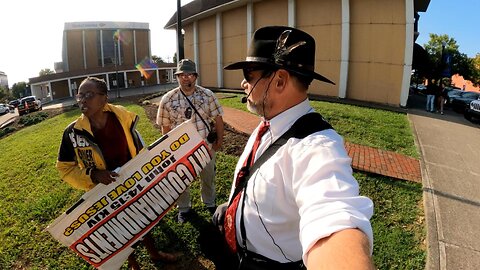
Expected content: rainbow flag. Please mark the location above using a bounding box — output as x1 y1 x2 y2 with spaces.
135 57 158 79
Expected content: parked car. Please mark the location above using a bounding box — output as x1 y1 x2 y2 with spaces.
0 103 10 115
17 96 42 116
411 83 427 94
450 91 480 113
443 87 463 106
464 99 480 122
8 99 20 109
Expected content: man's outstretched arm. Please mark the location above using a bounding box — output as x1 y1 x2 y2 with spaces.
307 228 375 270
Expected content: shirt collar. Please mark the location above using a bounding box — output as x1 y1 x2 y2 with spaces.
261 98 314 142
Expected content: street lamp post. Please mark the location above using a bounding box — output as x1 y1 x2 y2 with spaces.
114 35 120 98
177 0 184 61
439 41 447 79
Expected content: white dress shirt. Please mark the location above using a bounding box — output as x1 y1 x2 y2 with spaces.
230 99 374 264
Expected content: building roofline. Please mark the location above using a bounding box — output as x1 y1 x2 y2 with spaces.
164 0 253 30
165 0 431 30
414 0 431 12
64 21 149 30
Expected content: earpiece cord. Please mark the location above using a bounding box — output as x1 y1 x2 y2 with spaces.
239 92 293 261
242 69 273 103
262 71 277 119
238 140 293 262
252 168 293 262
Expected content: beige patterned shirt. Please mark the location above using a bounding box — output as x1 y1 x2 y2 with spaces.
156 85 223 140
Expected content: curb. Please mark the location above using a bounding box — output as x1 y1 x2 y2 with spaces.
408 113 440 270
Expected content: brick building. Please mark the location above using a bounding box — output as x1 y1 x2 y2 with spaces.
166 0 431 107
29 21 176 102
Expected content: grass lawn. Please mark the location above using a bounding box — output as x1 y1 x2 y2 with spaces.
219 94 419 158
0 97 425 269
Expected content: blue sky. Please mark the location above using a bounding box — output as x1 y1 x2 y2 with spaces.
1 0 193 87
415 0 479 57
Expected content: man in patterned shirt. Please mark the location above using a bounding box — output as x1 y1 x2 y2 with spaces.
156 59 224 223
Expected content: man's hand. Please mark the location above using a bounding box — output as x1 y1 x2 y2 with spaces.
212 116 224 152
91 169 118 185
212 202 228 234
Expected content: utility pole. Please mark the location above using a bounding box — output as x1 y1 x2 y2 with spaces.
114 34 120 98
177 0 184 61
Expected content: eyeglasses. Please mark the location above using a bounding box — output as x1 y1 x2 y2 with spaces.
177 73 195 78
75 92 105 101
185 107 192 119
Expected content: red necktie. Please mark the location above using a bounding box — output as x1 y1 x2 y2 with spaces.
224 121 270 253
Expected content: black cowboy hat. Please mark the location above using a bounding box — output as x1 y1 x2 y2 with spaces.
224 26 334 84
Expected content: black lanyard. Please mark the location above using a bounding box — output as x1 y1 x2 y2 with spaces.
179 88 212 133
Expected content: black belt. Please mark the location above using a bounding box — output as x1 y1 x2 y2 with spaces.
238 249 305 270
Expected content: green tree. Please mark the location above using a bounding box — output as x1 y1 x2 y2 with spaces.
0 85 9 102
474 53 480 70
173 52 177 64
472 54 480 86
39 68 54 76
424 34 479 84
455 53 479 85
424 34 458 68
11 82 28 98
151 55 165 65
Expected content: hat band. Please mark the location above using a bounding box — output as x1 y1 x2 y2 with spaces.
246 56 314 72
281 61 314 72
246 56 273 63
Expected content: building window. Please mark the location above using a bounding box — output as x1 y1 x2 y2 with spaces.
99 30 114 66
98 30 123 66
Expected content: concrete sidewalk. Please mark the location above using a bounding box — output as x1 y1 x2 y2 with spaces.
407 94 480 270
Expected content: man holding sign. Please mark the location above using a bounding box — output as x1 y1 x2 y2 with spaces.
55 77 177 269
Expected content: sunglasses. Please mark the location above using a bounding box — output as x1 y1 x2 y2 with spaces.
75 92 105 102
177 73 195 78
242 67 274 83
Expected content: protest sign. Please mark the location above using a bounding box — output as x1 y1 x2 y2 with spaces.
46 120 211 269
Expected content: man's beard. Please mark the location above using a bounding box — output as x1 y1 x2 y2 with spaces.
246 101 259 115
247 98 267 117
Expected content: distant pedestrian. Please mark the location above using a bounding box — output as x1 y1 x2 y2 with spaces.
436 79 446 115
425 78 436 112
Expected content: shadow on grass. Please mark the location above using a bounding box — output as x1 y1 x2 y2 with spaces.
147 208 236 270
180 210 237 270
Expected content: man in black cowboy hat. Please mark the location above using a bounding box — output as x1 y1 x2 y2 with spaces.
213 26 374 269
